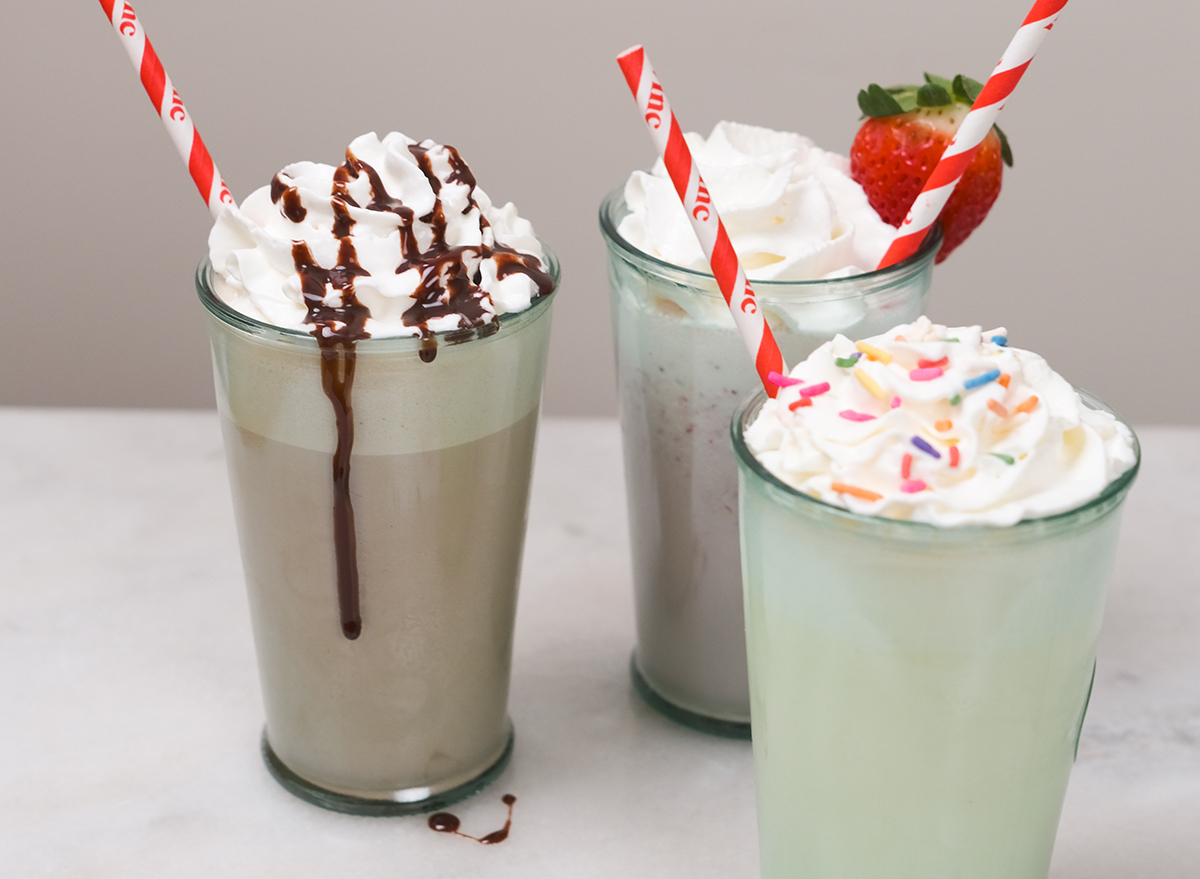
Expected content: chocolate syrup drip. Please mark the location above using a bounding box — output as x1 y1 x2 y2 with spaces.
419 337 438 363
342 150 425 268
331 199 355 240
443 149 477 194
428 813 461 833
493 244 556 299
400 248 493 336
395 144 552 354
291 240 370 640
282 141 553 640
428 794 516 844
330 163 361 208
407 143 443 195
271 174 308 223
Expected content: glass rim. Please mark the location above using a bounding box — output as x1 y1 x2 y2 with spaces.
598 185 943 294
196 243 560 347
730 385 1141 534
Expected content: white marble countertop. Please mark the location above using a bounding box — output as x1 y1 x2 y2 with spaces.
0 410 1197 877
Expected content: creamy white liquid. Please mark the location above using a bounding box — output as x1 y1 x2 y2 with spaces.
608 238 932 723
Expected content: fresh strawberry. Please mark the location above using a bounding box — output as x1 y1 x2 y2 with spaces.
849 74 1012 263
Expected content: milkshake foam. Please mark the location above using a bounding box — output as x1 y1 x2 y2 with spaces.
743 315 1137 525
618 120 895 282
209 131 550 337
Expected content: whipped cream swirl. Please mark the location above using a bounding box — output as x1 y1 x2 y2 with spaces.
744 317 1137 526
208 131 552 339
617 121 894 281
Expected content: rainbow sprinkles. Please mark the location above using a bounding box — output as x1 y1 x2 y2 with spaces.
742 316 1137 526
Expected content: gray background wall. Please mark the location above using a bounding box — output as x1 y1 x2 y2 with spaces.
2 0 1196 423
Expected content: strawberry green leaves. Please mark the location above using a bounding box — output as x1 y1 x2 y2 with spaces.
856 73 1013 167
860 74 985 118
994 124 1013 167
859 79 959 118
916 82 952 107
952 74 984 104
857 84 911 118
924 73 955 93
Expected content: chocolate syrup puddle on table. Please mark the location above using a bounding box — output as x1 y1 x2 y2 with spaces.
272 144 552 641
428 794 517 844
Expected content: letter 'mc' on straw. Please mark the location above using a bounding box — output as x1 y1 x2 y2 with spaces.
97 0 234 218
616 46 786 398
877 0 1069 269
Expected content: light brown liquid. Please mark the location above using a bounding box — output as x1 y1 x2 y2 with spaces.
221 410 538 798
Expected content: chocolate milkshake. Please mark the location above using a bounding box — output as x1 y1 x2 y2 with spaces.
200 131 556 812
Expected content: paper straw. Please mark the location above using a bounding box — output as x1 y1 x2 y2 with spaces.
616 46 786 398
876 0 1069 269
97 0 234 218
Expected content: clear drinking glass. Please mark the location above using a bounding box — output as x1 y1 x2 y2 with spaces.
197 253 557 815
600 187 940 736
733 388 1140 878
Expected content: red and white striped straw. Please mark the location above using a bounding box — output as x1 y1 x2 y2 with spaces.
877 0 1068 269
97 0 234 218
616 46 786 397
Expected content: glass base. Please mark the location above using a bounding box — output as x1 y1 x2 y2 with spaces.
261 728 514 816
630 654 752 741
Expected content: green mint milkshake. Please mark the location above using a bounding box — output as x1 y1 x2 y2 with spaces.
734 317 1138 877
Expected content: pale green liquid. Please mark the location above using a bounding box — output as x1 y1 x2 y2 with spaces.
739 468 1126 879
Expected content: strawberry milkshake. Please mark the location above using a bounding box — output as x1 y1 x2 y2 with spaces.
602 121 940 735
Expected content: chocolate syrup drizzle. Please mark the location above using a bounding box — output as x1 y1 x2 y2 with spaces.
428 794 517 844
271 143 553 640
397 144 554 356
290 238 369 640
